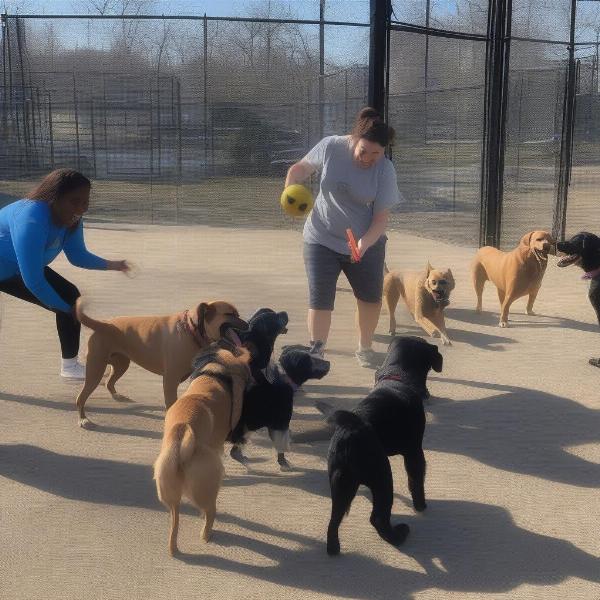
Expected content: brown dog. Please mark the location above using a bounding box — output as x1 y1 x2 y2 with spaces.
153 342 251 555
75 299 248 429
472 230 555 327
383 263 455 345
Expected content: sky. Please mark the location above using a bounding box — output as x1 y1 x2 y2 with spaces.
0 1 372 66
4 1 600 56
0 0 369 22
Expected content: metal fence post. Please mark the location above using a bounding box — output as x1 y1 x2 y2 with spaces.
368 0 390 116
553 0 577 242
73 72 81 171
479 0 511 248
319 0 325 139
90 98 97 177
47 92 54 169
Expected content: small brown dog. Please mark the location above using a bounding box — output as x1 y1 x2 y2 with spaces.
383 263 455 345
472 230 555 327
75 299 248 429
153 342 251 556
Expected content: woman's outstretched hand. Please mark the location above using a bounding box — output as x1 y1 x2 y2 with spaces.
106 259 130 272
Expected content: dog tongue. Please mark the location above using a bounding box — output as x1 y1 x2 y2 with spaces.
227 329 242 347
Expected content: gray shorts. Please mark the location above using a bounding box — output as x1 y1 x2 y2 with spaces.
303 237 386 310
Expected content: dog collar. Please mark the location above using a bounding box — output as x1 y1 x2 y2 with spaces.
177 309 207 347
379 374 407 384
266 362 299 391
582 266 600 280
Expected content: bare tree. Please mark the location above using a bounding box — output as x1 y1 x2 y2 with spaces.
82 0 154 55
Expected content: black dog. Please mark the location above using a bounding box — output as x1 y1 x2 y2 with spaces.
229 346 330 471
557 232 600 366
238 308 289 378
324 336 442 556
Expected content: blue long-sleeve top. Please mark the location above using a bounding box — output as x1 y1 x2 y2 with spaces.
0 199 108 312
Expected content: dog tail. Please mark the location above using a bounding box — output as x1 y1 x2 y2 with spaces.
154 423 195 475
153 423 197 504
154 403 215 481
75 297 113 332
329 409 366 431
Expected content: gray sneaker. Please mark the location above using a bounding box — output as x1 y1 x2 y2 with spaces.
355 347 377 368
309 340 326 358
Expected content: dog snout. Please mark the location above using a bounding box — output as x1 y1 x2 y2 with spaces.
232 317 249 331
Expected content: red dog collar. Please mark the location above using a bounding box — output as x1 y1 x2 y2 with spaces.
379 375 407 383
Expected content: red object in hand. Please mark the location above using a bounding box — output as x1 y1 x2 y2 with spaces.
346 228 361 263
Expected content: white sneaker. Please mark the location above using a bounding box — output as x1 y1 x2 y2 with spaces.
60 358 86 381
308 340 326 359
355 347 377 368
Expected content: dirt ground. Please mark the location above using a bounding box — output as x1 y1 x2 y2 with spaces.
0 225 599 600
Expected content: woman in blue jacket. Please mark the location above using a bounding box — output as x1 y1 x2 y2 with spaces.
0 169 129 380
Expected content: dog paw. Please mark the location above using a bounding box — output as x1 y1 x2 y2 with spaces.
230 446 249 466
413 500 427 512
441 336 452 346
111 393 134 403
326 538 341 556
527 310 537 316
78 417 96 430
431 330 441 338
278 459 294 472
499 321 508 328
391 523 410 545
589 358 600 368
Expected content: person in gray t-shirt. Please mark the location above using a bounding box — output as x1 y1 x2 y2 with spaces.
285 107 401 367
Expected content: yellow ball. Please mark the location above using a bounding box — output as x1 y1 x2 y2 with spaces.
280 184 314 218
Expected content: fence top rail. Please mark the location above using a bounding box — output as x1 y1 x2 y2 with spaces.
0 12 369 27
390 20 488 42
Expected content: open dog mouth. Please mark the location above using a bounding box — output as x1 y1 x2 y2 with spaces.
431 290 448 304
557 254 581 268
220 324 243 347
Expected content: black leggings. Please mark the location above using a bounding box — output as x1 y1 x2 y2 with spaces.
0 267 81 359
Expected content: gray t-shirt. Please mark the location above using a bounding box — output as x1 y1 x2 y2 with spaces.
302 135 401 254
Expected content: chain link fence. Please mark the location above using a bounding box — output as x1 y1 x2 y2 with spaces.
2 2 600 247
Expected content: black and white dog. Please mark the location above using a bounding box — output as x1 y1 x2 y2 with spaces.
322 336 442 556
229 345 330 471
238 308 289 378
557 232 600 365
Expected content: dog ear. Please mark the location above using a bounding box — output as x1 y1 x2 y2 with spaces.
431 351 443 373
447 269 456 287
519 232 534 248
425 261 433 275
197 302 208 325
277 311 289 333
198 302 216 324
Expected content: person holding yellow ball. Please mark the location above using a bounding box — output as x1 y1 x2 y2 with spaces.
285 107 401 367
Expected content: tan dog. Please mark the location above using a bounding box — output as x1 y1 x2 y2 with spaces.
75 299 248 429
472 230 555 327
153 342 251 555
383 263 455 346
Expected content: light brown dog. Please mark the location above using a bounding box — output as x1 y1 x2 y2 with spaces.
153 342 251 555
472 230 555 327
383 263 455 346
75 299 248 429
